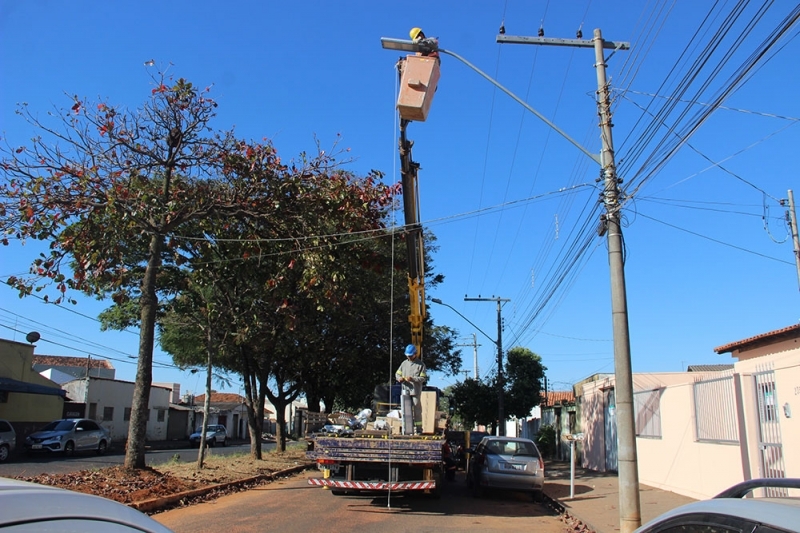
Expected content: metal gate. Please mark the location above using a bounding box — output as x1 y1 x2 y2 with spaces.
604 388 618 472
754 367 786 496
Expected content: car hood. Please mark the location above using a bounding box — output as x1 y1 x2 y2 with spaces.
27 430 68 440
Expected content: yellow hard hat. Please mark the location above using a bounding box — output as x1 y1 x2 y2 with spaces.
409 27 424 40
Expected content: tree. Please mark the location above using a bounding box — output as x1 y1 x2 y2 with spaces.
504 346 546 419
449 347 546 432
1 74 294 469
449 378 497 431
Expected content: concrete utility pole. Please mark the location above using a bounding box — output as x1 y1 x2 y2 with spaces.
498 29 640 532
464 296 509 436
455 333 481 379
787 190 800 291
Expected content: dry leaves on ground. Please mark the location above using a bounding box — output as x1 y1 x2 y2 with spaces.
14 447 310 506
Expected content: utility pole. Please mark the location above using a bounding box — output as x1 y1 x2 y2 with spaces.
786 190 800 291
498 29 640 532
455 334 481 379
464 296 509 436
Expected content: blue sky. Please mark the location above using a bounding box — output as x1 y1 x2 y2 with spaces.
2 1 799 399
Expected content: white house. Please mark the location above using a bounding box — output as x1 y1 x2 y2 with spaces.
62 377 171 441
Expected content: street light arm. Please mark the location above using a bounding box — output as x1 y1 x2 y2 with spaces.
437 48 601 165
431 298 497 348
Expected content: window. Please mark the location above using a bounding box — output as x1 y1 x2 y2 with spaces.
693 375 738 443
124 408 132 421
634 389 662 438
103 406 114 421
157 409 165 422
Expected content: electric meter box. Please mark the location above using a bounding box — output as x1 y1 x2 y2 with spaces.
397 55 440 122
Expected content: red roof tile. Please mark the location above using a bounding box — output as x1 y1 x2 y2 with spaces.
714 323 800 354
541 390 575 406
33 355 114 370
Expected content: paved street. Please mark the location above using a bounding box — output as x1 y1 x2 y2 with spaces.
155 470 567 533
0 442 276 478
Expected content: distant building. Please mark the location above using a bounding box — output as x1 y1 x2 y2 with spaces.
33 355 115 380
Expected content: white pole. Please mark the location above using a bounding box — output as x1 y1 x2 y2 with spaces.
570 439 576 499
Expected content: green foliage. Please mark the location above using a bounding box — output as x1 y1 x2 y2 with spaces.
536 424 557 458
504 346 546 419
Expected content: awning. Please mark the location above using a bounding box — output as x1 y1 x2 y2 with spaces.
0 377 66 397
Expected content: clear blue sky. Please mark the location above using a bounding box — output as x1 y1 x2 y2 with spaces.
2 1 798 399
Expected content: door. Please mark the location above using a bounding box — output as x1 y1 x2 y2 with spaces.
604 388 618 472
754 369 786 496
76 420 100 450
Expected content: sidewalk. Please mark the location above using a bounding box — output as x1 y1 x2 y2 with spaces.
544 461 696 533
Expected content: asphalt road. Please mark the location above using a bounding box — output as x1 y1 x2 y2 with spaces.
0 442 277 478
155 470 567 533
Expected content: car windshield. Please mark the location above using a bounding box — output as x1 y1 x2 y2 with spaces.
485 440 539 457
41 420 75 432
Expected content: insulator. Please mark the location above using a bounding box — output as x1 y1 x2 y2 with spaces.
538 27 544 37
499 24 505 35
576 29 583 39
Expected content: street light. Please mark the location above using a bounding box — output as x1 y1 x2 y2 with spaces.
431 297 506 436
431 298 496 350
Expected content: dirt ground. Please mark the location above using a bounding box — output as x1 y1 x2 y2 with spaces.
14 445 311 506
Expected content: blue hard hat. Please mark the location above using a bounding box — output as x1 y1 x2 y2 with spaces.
404 344 417 356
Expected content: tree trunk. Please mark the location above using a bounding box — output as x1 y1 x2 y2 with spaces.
273 398 289 452
123 233 161 469
196 334 213 469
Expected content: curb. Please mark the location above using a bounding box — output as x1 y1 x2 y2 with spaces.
130 462 315 513
543 490 599 533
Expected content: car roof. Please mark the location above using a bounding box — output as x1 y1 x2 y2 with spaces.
0 477 172 532
637 498 800 532
481 436 536 443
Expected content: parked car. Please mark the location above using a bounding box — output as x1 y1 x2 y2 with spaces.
0 419 16 462
24 418 110 456
635 478 800 533
189 424 227 447
0 476 173 532
467 436 545 501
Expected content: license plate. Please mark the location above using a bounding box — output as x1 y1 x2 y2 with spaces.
32 444 42 450
503 463 524 471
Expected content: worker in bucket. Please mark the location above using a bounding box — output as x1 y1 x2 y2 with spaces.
396 344 427 429
409 27 439 61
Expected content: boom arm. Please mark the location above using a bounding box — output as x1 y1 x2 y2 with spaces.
399 118 426 357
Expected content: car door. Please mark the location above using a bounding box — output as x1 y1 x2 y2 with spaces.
76 420 100 451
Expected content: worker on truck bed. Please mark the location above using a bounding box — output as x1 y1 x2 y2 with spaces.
396 344 428 425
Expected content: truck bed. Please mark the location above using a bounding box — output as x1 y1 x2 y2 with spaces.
308 435 443 464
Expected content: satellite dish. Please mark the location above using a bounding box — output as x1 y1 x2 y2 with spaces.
26 331 41 344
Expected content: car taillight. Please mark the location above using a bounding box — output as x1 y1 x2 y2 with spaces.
538 457 544 471
317 459 338 466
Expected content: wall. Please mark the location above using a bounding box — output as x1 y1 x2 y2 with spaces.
0 339 64 426
733 346 800 496
635 380 743 499
62 378 171 441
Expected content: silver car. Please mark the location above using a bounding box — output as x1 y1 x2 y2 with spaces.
467 436 545 501
0 419 16 462
636 478 800 532
0 477 173 532
24 418 110 456
189 424 227 447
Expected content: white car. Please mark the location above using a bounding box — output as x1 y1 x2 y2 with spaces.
636 478 800 533
189 424 227 447
0 419 16 462
0 477 173 532
24 418 110 456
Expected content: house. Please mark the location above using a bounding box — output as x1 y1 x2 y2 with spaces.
191 392 276 440
61 377 171 441
575 323 800 500
0 338 66 443
33 355 115 380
